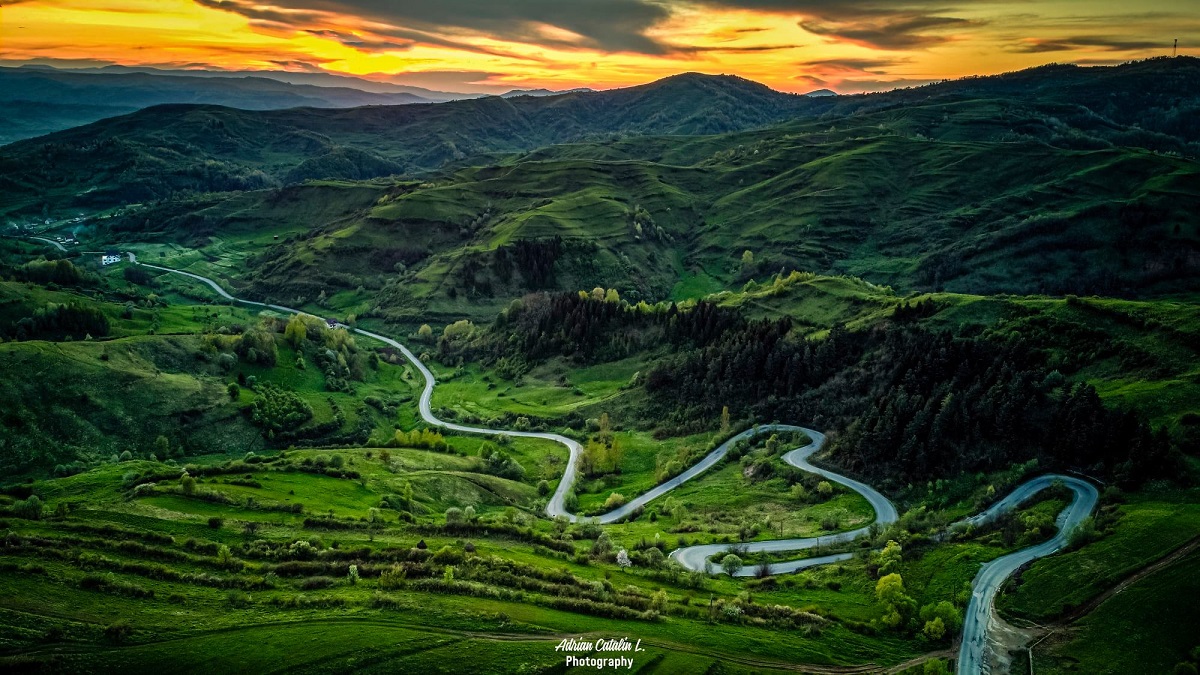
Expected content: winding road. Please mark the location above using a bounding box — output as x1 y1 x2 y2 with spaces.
954 475 1097 674
129 253 1096 674
33 237 69 252
668 426 898 577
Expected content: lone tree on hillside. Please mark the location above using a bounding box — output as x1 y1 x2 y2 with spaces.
721 553 743 577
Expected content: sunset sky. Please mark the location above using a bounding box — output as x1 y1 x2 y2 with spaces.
0 0 1194 93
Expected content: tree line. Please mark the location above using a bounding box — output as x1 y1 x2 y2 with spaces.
459 291 1178 487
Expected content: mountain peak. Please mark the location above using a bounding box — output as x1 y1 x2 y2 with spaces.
633 72 785 97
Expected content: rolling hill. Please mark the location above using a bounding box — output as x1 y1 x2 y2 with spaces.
0 73 813 215
0 66 444 147
1 54 1198 670
2 58 1198 220
93 95 1200 327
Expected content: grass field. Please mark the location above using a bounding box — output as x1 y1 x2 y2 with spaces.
2 185 1198 673
431 358 640 421
1035 548 1200 674
998 486 1200 621
1 397 1095 674
0 447 937 673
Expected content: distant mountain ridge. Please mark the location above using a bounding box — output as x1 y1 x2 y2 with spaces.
0 67 433 107
0 71 810 213
1 59 1198 218
0 66 464 145
16 64 470 100
501 87 594 98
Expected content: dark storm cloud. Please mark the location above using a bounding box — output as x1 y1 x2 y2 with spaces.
800 14 974 49
792 55 914 90
195 0 675 54
1008 36 1168 53
690 1 980 50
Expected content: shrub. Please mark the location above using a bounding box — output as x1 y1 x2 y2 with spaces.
216 544 236 568
225 590 252 607
603 493 627 510
1067 517 1101 550
379 565 406 589
249 384 314 433
919 601 962 634
299 576 335 590
922 617 945 640
642 547 666 569
651 589 669 612
208 517 224 529
104 620 133 644
432 546 464 565
13 495 43 520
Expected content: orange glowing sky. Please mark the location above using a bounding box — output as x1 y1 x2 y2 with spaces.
0 0 1194 93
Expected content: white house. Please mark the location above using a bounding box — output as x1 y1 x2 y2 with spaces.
101 253 122 266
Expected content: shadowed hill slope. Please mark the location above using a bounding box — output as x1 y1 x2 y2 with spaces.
98 95 1200 320
3 59 1199 219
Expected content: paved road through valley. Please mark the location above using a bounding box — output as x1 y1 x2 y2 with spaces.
954 475 1098 674
130 254 1096 674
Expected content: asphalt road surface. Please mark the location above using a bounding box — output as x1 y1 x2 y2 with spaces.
32 236 68 251
954 475 1098 674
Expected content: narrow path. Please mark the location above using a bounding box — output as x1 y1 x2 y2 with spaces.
129 254 1098 675
1057 533 1200 624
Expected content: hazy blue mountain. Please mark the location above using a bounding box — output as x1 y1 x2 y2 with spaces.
0 66 438 145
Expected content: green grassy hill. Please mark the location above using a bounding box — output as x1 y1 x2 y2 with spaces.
0 252 418 477
90 95 1199 332
0 73 812 217
0 335 256 476
5 58 1198 220
1 59 1198 674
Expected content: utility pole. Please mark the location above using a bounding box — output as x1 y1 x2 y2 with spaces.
1174 39 1179 58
